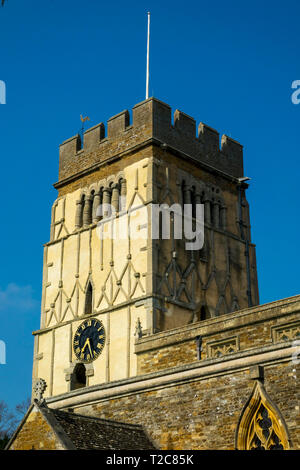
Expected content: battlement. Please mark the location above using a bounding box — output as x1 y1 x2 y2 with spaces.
58 97 244 184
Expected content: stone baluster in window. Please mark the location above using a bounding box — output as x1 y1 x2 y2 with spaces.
183 184 192 205
102 187 111 217
220 204 227 230
194 192 202 220
213 200 220 229
203 194 211 225
92 190 102 223
119 178 127 211
111 183 120 213
83 194 93 226
75 196 84 229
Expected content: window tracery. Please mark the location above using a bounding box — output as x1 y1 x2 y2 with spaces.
236 381 290 450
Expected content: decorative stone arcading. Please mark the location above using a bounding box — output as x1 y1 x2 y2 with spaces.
72 172 127 230
176 169 226 229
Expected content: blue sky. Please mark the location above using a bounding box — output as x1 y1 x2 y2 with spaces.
0 0 300 411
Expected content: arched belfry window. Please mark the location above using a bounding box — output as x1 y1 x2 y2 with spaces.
236 381 291 450
200 305 209 321
84 282 93 315
70 363 86 390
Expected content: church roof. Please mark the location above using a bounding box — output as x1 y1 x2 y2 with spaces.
6 400 157 450
48 406 157 450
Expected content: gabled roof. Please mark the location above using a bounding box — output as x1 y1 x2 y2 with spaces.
6 400 157 450
48 406 157 450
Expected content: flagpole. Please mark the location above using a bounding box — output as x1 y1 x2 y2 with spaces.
146 11 150 100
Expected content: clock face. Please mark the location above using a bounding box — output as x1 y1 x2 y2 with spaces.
73 318 105 363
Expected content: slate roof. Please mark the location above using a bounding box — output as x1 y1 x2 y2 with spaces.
48 406 157 450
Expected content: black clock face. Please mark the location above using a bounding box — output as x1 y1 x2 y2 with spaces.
73 318 105 363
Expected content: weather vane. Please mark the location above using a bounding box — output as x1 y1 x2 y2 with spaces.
80 114 90 142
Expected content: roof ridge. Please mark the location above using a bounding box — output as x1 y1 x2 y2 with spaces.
51 407 144 430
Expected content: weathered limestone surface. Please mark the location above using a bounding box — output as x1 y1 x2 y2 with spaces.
9 406 64 450
33 97 259 399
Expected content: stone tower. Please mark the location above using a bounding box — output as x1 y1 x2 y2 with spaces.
32 97 259 398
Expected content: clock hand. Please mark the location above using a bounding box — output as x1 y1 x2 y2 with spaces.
82 338 93 357
87 338 93 357
82 338 89 353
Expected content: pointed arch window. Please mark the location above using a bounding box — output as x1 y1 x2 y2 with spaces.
236 381 290 450
84 282 93 315
200 305 209 321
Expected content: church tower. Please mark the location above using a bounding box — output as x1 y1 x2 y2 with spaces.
32 97 259 398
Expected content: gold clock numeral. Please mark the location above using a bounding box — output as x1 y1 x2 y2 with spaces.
80 353 85 360
99 334 104 339
75 347 80 354
87 320 92 326
97 343 103 349
74 340 79 346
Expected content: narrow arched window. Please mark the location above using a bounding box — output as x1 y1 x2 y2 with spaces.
191 186 196 219
84 282 93 315
70 363 86 390
210 200 214 226
181 180 185 206
200 305 209 321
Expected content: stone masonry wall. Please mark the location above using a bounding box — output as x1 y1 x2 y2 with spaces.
57 97 244 187
69 360 299 450
9 410 63 450
45 295 299 450
136 297 300 374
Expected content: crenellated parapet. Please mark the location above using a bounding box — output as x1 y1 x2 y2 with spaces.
58 97 244 184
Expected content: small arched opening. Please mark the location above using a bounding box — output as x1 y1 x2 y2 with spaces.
70 363 86 390
200 305 209 321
